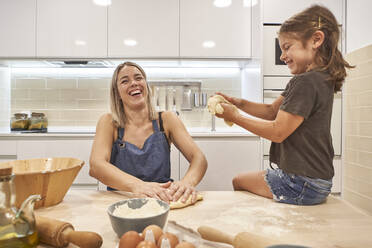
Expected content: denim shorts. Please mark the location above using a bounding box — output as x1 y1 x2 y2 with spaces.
264 168 332 205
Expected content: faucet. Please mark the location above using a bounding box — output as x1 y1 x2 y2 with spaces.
211 114 216 132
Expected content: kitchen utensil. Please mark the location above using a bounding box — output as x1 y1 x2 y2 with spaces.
167 221 230 248
201 93 208 107
35 215 103 248
0 166 41 248
0 157 84 209
181 87 192 111
193 92 200 108
197 226 277 248
107 198 170 238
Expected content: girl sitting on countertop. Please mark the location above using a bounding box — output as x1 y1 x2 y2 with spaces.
89 61 207 204
215 5 354 205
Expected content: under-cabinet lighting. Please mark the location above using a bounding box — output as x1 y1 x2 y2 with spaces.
93 0 111 6
202 41 216 48
11 67 114 78
75 40 87 46
213 0 232 8
11 67 240 78
123 39 138 47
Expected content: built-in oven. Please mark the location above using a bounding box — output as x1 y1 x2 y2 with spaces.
263 24 291 76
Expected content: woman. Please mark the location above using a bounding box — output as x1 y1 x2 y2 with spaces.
89 61 207 204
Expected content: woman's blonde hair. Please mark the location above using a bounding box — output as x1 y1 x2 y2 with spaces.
110 61 156 127
279 4 354 92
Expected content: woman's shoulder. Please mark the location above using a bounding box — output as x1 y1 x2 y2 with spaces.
97 113 118 129
159 111 180 124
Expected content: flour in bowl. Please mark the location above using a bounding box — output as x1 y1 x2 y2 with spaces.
113 198 165 218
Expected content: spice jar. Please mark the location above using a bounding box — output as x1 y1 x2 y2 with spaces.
28 112 48 132
10 113 29 131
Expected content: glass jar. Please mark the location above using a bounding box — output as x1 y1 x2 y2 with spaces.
0 167 39 247
28 113 48 132
10 113 29 131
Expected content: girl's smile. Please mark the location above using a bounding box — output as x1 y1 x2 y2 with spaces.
279 34 317 75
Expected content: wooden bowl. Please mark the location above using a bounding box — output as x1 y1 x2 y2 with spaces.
0 157 84 209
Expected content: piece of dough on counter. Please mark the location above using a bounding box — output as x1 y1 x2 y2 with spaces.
170 194 203 210
207 95 237 126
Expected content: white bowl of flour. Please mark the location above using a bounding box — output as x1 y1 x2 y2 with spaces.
107 198 169 238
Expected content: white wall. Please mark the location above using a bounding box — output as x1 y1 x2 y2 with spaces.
346 0 372 53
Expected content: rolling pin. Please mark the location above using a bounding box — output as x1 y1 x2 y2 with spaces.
36 215 103 248
197 226 278 248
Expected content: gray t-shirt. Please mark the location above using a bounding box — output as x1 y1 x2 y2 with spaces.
269 70 334 180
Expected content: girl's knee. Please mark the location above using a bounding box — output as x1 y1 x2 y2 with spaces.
232 176 241 190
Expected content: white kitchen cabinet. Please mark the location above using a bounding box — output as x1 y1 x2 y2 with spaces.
108 0 179 58
0 0 36 57
180 136 261 190
170 144 180 181
180 0 252 58
263 156 341 193
16 138 96 185
0 140 17 163
36 0 107 58
263 0 343 24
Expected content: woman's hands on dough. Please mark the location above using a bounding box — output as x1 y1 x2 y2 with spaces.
168 181 197 204
132 181 173 203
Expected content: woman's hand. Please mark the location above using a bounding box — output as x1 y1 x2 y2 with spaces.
131 181 173 203
168 181 197 204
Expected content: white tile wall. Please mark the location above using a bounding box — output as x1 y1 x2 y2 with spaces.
7 73 242 131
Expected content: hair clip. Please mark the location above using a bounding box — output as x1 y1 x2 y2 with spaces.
318 16 321 28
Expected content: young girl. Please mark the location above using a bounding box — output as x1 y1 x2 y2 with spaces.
216 5 353 205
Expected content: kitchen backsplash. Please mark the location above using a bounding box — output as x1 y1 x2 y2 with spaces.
344 44 372 215
6 71 242 131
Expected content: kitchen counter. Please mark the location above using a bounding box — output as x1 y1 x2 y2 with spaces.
35 189 372 248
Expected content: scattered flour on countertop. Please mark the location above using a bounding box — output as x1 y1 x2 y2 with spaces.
113 198 165 218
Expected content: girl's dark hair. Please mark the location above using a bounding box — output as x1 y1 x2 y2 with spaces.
279 5 354 92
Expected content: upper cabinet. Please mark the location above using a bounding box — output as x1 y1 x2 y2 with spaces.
36 0 107 58
108 0 179 58
263 0 343 24
180 0 252 58
0 0 36 58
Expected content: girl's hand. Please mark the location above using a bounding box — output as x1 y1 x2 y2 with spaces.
216 92 242 108
168 181 197 204
216 102 240 124
132 181 173 203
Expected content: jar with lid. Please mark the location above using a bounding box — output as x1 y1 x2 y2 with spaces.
10 113 29 131
28 112 48 132
0 166 41 247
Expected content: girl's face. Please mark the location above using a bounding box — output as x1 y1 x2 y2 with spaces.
278 33 317 75
117 65 148 108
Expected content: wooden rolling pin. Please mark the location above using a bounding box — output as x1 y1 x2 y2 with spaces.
36 215 103 248
197 226 278 248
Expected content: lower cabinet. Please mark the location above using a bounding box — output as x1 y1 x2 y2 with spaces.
178 136 261 191
262 156 342 193
0 140 17 163
16 137 97 185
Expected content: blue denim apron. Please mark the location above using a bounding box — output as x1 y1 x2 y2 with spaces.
108 118 171 191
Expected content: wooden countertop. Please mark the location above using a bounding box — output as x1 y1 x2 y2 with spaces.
35 190 372 248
